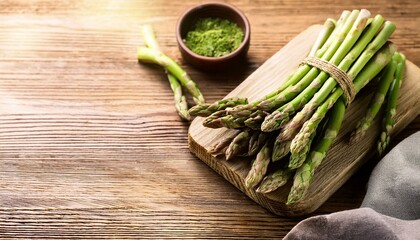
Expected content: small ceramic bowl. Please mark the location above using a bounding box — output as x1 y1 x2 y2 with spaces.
176 2 250 71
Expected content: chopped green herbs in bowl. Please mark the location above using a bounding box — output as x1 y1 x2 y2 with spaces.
176 2 250 70
184 18 244 57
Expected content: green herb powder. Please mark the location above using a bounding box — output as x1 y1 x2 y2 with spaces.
184 18 244 57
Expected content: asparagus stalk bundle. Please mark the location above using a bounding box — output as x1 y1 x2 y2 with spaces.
193 10 406 204
137 25 205 121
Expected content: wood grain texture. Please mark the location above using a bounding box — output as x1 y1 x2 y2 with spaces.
0 0 419 238
188 25 420 216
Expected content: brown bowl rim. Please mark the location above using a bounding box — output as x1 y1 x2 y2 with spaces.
176 2 251 61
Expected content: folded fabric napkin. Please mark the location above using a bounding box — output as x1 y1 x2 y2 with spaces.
284 131 420 240
361 131 420 220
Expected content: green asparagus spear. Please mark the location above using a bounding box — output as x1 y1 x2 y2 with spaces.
315 11 351 57
167 74 191 120
248 131 270 156
225 130 252 160
209 132 240 156
289 128 317 169
308 18 337 57
141 25 191 120
272 139 292 162
219 114 248 129
142 25 161 50
137 47 205 104
189 97 248 117
256 168 294 194
202 110 227 128
287 99 346 205
377 52 406 155
216 110 267 129
244 111 268 130
288 101 332 168
350 53 399 143
245 141 272 188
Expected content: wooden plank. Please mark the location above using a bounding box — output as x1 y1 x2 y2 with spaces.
188 25 420 216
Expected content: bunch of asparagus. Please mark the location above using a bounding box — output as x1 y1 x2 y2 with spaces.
137 25 205 121
188 9 406 204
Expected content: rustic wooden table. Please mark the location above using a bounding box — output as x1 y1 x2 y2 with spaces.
1 0 419 238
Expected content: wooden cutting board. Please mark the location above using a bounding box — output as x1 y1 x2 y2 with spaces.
188 25 420 217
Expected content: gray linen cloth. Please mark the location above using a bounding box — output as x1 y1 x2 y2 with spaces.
284 131 420 240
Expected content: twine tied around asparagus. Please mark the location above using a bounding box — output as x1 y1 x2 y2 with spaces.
301 56 355 104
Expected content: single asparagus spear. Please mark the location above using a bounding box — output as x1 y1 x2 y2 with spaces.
167 74 191 120
350 53 399 143
290 43 396 156
289 128 317 169
288 103 332 168
142 25 161 50
256 168 294 194
202 110 227 128
209 132 240 156
141 25 191 120
244 111 268 130
287 99 346 205
228 17 339 118
279 20 396 141
315 10 351 57
308 18 337 57
263 12 382 133
217 109 267 129
245 141 272 188
272 139 292 161
248 131 270 156
137 47 205 104
220 114 248 129
204 106 254 129
225 130 252 160
189 97 248 117
377 52 406 155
